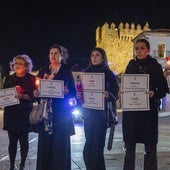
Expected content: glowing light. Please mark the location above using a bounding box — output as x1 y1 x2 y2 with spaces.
72 109 80 116
69 98 77 106
35 77 40 89
15 85 22 93
167 58 170 65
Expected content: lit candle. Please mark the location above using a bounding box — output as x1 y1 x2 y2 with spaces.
15 85 22 93
35 77 40 89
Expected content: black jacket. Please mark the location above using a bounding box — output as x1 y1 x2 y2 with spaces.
83 64 119 124
122 55 168 144
37 63 76 136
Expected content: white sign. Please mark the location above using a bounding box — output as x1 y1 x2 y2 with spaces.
121 74 150 111
39 79 64 98
82 73 105 110
82 91 105 110
0 87 20 107
82 73 105 91
121 74 149 91
121 91 149 111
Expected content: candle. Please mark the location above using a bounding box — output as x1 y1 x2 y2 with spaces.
35 77 40 89
15 85 22 93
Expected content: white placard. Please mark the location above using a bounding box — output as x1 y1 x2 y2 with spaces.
0 87 20 107
82 91 104 110
121 74 149 91
39 79 64 98
82 73 105 91
121 91 150 111
121 74 150 111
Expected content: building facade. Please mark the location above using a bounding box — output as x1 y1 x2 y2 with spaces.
132 29 170 69
96 22 150 74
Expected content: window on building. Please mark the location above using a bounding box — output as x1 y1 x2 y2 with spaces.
158 43 165 58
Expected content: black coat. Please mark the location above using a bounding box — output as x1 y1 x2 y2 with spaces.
38 63 76 136
122 56 168 144
3 73 36 132
35 64 76 170
83 64 119 124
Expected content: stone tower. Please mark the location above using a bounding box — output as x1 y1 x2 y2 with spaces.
96 22 150 74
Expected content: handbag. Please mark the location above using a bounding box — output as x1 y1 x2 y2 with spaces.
29 101 47 125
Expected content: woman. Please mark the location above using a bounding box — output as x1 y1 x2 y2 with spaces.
3 55 36 170
34 44 76 170
81 47 119 170
122 39 168 170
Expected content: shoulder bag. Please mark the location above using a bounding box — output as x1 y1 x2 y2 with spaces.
29 101 47 125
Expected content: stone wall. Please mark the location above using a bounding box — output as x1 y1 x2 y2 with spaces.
96 22 150 74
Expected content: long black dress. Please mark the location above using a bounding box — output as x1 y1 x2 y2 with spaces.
36 63 76 170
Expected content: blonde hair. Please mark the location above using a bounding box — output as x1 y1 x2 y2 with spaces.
10 54 33 72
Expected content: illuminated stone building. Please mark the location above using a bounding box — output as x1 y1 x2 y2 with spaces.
96 22 150 74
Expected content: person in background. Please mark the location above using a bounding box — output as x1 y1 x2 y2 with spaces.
78 47 119 170
33 44 76 170
3 55 36 170
122 39 168 170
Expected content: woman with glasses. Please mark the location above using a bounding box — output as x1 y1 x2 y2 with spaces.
3 54 36 170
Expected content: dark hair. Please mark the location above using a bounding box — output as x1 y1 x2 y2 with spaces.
49 44 62 53
90 47 109 68
135 39 150 50
49 44 69 63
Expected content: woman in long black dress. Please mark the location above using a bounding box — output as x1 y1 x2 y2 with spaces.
34 44 76 170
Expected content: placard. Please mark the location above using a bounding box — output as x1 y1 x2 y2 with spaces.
82 73 105 91
121 74 150 111
82 91 105 110
0 87 20 107
39 79 64 98
81 73 105 110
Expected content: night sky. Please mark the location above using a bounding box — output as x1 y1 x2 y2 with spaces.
0 0 170 75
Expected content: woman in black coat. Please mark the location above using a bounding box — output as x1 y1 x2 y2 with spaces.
122 39 169 170
34 44 76 170
81 47 119 170
3 55 36 170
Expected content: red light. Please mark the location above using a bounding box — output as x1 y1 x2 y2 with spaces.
166 56 170 65
15 85 22 93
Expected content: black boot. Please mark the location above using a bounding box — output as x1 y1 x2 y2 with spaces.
19 165 25 170
9 164 18 170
